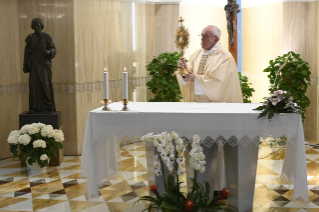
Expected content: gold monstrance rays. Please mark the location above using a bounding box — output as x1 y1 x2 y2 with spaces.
174 17 190 76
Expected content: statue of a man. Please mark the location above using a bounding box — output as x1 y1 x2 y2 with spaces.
224 0 240 46
23 18 57 114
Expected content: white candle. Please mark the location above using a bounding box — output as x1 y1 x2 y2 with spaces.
123 67 128 99
103 68 109 99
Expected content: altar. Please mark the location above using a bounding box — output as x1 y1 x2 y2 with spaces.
81 102 308 211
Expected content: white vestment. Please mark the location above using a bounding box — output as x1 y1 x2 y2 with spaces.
177 43 243 103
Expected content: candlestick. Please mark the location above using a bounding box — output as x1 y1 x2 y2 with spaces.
103 68 109 99
123 67 128 99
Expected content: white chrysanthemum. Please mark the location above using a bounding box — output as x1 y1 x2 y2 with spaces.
41 125 54 137
33 139 47 148
8 130 20 145
53 130 64 142
18 134 31 145
155 168 162 176
171 131 179 140
27 126 40 135
153 161 161 168
20 124 31 134
177 168 185 176
40 154 48 161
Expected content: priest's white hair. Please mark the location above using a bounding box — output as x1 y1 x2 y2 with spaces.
207 25 221 38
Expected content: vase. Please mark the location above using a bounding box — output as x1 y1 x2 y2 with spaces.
26 157 48 173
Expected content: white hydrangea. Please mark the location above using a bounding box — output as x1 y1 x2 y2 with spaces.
33 139 47 148
20 124 31 134
53 130 64 142
41 125 54 137
40 154 48 161
18 134 31 145
27 125 40 135
8 130 20 145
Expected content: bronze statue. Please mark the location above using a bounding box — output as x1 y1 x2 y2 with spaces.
23 18 57 114
224 0 240 46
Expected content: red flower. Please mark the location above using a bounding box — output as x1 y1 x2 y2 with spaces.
149 184 159 197
220 188 230 198
184 199 195 210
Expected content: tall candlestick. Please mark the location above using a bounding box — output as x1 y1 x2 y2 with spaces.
123 67 128 99
103 68 109 99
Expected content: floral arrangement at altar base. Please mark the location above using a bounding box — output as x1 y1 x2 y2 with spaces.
7 123 64 168
136 131 237 212
253 90 302 121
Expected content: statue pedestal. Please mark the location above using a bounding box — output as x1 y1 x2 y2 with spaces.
19 111 63 166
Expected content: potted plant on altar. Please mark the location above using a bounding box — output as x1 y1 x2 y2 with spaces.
146 52 182 102
238 72 255 103
7 123 64 172
136 131 236 212
263 51 311 121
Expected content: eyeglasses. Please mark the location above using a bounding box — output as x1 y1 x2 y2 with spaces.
199 35 218 39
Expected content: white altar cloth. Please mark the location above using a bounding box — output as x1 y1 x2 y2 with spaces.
81 102 308 203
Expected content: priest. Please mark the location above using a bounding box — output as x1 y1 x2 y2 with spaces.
177 25 242 103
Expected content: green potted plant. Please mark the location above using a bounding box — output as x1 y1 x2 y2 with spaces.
136 131 236 212
146 52 182 102
7 123 64 172
263 51 311 121
238 72 255 103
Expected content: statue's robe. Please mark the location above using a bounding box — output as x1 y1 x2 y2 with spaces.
24 32 57 112
177 43 243 103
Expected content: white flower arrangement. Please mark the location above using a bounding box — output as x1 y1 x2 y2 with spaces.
254 90 302 120
141 131 206 182
7 123 64 168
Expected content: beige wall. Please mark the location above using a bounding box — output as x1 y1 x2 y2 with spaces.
242 3 283 103
283 2 318 141
0 0 181 159
0 0 23 159
180 5 229 60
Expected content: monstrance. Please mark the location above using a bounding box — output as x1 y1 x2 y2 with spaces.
174 17 190 76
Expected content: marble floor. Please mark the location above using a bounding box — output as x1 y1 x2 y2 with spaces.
0 141 319 212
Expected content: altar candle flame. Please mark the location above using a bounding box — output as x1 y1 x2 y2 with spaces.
104 67 107 72
124 67 127 72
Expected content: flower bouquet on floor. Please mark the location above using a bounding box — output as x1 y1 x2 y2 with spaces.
7 123 64 168
136 131 236 212
254 90 302 121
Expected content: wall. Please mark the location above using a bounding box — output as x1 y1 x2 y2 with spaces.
242 3 283 103
0 0 23 159
283 2 318 141
180 4 229 60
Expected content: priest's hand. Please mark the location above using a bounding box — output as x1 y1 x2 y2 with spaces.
185 72 195 82
178 59 187 69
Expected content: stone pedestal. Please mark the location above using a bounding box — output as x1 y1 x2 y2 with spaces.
19 111 63 166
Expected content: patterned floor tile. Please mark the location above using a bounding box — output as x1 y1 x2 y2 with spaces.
0 142 319 211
